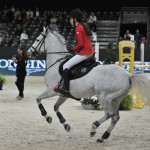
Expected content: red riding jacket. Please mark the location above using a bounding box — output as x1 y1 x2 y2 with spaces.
72 23 95 55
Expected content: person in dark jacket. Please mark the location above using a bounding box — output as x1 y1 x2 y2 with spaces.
11 47 28 100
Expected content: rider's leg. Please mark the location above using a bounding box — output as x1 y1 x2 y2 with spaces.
63 54 93 70
58 54 91 96
61 68 70 92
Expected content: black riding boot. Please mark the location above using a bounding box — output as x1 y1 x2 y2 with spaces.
58 68 70 96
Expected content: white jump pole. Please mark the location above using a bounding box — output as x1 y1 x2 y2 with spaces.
95 42 99 61
140 42 145 74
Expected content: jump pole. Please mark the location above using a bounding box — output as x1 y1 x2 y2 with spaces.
118 40 144 109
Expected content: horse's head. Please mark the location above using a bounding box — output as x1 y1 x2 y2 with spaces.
27 25 68 59
26 27 49 58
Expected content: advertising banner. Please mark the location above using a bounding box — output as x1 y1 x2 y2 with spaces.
0 59 46 75
0 47 46 76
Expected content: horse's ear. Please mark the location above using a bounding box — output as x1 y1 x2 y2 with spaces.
45 26 49 34
43 26 49 34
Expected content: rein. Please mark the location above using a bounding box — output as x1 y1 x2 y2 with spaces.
47 52 69 54
45 52 71 71
46 55 68 71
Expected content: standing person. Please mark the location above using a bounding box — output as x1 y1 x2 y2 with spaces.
134 29 141 48
58 8 95 96
124 29 131 40
11 47 28 100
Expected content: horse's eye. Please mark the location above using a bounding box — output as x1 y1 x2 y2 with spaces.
36 39 39 42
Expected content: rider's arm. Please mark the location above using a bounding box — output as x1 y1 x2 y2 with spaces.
72 27 84 51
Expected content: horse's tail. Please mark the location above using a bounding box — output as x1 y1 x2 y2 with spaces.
129 74 150 105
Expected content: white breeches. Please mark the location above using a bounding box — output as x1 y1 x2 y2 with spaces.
63 54 93 70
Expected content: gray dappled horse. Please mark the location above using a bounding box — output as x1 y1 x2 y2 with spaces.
26 27 150 142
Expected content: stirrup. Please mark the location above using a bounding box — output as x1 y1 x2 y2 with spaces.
57 88 70 96
57 88 81 101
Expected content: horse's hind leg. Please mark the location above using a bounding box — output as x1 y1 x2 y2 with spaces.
96 99 121 142
37 87 56 124
90 97 113 137
54 96 71 132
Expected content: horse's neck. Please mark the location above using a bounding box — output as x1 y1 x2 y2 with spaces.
45 32 67 69
39 31 67 87
45 46 66 79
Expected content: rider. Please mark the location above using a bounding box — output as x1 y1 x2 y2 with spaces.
58 8 96 97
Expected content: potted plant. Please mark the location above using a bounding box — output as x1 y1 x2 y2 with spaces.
81 96 101 110
0 73 6 90
81 94 133 111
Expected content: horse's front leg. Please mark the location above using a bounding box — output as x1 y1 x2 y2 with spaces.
37 87 57 124
54 96 71 132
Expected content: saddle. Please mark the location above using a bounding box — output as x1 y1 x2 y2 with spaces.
59 54 100 80
54 55 100 101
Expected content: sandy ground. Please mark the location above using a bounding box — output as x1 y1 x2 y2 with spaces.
0 75 150 150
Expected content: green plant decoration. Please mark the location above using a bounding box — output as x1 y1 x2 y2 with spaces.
81 96 101 110
0 73 6 85
81 94 133 111
119 94 134 110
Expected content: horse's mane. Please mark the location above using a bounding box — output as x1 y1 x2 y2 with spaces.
51 30 67 51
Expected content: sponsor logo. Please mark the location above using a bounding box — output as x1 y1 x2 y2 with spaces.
0 59 46 75
81 68 87 73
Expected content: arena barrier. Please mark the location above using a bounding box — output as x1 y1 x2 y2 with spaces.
134 42 150 73
95 42 99 61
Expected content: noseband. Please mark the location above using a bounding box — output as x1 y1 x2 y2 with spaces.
30 33 46 57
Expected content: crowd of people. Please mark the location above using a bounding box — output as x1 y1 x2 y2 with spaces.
123 29 147 48
0 5 99 48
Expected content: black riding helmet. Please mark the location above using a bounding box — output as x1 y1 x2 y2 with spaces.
69 9 83 22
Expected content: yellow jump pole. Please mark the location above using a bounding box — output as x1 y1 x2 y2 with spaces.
118 40 144 109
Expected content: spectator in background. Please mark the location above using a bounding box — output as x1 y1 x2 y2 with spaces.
134 29 141 48
10 5 15 13
6 8 14 22
22 14 30 25
35 7 40 18
42 20 48 30
50 14 58 24
14 8 21 18
0 32 12 46
124 29 131 40
87 12 97 32
20 29 29 42
141 35 146 45
1 5 9 22
26 9 33 19
15 24 22 36
91 12 97 32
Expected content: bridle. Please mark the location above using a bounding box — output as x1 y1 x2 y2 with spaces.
30 30 70 56
30 33 47 57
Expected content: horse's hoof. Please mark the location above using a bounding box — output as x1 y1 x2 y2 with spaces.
96 138 104 143
90 131 96 137
64 124 71 132
46 116 52 124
